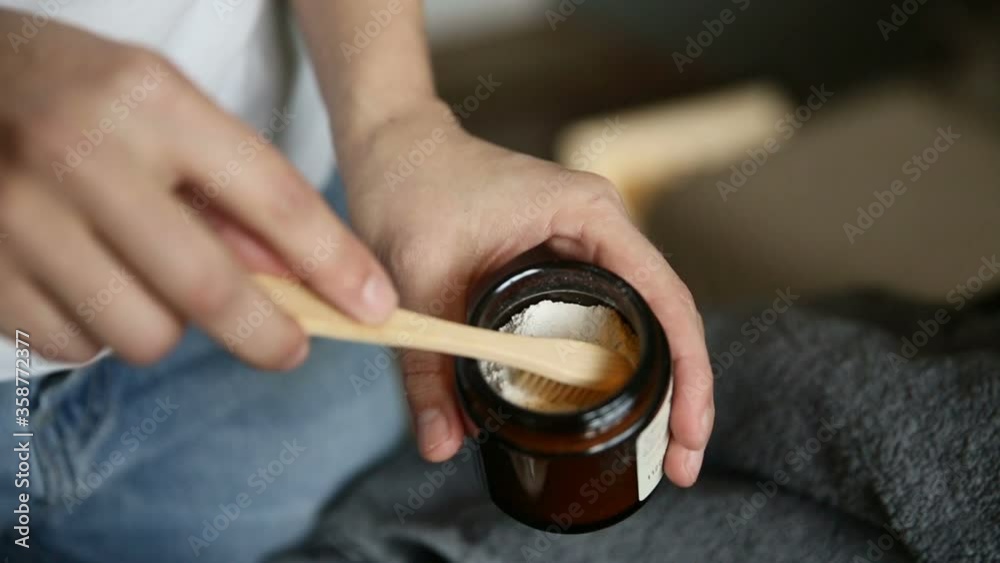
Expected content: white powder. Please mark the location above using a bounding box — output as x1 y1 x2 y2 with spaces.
480 300 640 413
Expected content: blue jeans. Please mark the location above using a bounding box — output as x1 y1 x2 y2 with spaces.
0 178 408 562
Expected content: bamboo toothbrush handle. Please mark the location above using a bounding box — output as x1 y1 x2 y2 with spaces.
253 274 628 391
255 274 489 348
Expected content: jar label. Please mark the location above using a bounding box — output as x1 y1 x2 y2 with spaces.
635 377 673 501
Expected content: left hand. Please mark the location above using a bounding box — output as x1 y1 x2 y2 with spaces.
337 101 714 487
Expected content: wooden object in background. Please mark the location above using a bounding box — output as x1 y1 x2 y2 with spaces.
554 83 791 215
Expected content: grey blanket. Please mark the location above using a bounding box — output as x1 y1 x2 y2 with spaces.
274 291 1000 563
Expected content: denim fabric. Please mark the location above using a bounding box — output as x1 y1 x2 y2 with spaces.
0 176 408 562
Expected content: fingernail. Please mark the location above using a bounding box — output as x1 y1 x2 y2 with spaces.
702 404 715 435
686 449 704 483
417 408 450 455
281 340 310 371
359 274 397 324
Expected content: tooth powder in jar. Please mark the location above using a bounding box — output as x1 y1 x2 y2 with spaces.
456 261 673 533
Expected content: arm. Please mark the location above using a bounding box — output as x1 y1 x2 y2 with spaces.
291 1 439 163
293 1 715 487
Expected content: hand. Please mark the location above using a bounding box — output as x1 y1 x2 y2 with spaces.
338 101 714 486
0 11 397 369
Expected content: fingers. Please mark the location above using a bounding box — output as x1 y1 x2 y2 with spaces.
401 349 464 461
665 439 706 488
197 204 288 276
63 147 310 371
393 263 467 461
0 46 370 371
0 265 100 363
1 185 181 365
163 99 398 324
548 201 714 487
0 179 101 362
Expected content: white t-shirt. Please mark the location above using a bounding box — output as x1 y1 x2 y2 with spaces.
0 0 333 376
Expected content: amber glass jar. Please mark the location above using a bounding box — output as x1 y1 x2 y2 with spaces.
455 261 672 533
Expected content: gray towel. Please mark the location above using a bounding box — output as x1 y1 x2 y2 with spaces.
274 291 1000 563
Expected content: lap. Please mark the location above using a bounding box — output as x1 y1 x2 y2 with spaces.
0 329 407 563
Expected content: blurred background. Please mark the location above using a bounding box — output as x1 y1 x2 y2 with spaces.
423 0 1000 305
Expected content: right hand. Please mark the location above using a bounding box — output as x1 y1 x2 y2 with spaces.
0 10 397 369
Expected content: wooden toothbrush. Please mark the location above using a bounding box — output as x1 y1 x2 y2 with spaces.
254 274 634 396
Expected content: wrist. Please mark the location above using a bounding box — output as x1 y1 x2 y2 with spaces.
331 96 464 244
333 96 464 191
332 93 449 155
